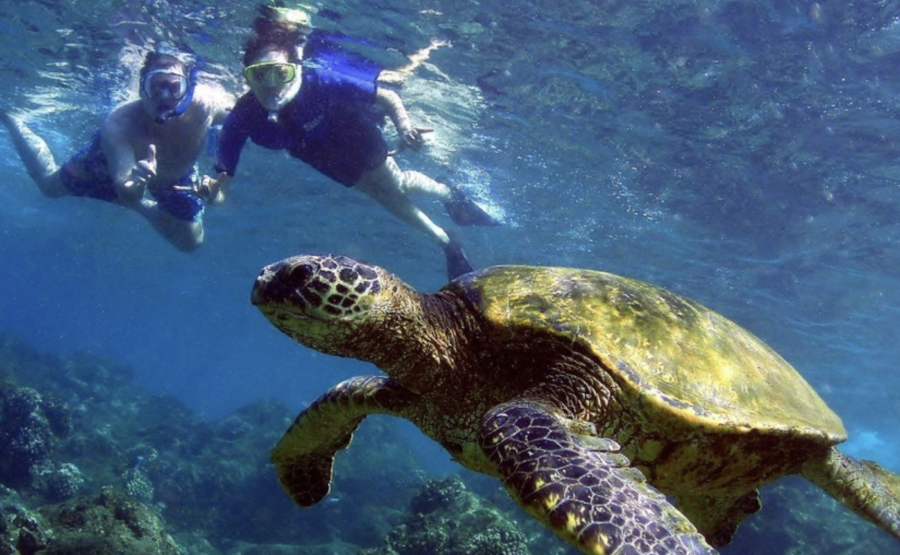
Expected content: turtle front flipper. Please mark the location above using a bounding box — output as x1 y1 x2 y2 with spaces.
802 447 900 540
271 376 417 507
479 402 717 555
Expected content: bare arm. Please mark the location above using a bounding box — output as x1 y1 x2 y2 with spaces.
375 88 429 147
378 38 448 85
177 84 236 205
100 106 154 205
197 85 238 205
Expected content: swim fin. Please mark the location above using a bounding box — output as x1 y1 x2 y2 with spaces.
444 233 474 280
444 190 502 226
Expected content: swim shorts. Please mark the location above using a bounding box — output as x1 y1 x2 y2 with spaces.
148 171 205 222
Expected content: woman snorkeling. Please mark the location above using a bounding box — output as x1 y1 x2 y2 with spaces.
206 6 499 279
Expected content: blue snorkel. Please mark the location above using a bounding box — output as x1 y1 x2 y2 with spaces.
154 58 204 124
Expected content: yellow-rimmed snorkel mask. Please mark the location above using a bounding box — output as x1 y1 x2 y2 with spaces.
244 62 297 88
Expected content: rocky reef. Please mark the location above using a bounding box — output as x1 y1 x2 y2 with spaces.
0 334 895 555
0 486 180 555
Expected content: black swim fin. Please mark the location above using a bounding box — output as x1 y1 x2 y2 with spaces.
444 190 502 226
444 234 474 280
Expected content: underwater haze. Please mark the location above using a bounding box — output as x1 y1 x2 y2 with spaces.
1 0 900 554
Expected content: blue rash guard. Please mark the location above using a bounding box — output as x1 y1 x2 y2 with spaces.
216 63 388 187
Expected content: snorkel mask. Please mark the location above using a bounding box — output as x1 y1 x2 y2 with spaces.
141 60 203 124
244 61 297 88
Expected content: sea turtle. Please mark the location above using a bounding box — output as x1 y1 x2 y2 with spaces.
251 254 900 555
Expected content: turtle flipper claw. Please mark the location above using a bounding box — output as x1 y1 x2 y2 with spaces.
479 402 718 555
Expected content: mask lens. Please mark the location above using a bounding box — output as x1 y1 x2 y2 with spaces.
244 63 296 87
142 71 188 100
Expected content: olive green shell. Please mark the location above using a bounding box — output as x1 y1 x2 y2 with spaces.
450 266 846 441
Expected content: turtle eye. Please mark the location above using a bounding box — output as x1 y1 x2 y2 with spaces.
288 263 316 284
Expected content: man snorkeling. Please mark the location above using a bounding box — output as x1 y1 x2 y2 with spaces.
204 6 499 279
1 51 233 251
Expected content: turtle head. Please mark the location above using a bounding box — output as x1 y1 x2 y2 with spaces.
251 254 410 360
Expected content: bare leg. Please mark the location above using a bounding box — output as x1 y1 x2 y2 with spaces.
372 159 500 227
132 198 204 252
355 159 473 279
0 111 68 197
355 158 451 245
397 168 454 200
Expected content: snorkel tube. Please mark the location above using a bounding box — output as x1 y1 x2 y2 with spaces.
155 59 204 124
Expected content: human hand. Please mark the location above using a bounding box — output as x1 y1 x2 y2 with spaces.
121 144 157 202
176 172 231 205
400 125 433 148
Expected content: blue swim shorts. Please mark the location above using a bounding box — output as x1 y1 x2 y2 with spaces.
149 171 205 223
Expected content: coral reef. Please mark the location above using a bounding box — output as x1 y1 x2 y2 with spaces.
0 381 72 491
30 461 85 502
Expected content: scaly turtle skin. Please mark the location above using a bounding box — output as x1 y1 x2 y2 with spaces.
251 254 900 555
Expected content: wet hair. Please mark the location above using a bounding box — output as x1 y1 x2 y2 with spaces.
140 52 187 77
243 6 307 66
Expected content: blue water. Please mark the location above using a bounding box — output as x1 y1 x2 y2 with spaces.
2 0 899 553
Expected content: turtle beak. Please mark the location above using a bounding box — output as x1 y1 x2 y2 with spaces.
250 277 266 306
251 257 314 308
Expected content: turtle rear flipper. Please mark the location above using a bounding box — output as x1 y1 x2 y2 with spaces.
271 376 416 506
479 402 717 555
802 448 900 540
675 490 761 547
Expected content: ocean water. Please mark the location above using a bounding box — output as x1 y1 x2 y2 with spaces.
1 0 899 554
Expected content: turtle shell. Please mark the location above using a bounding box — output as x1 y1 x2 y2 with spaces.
448 266 845 442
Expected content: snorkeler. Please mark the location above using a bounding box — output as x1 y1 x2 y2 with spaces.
0 51 233 252
204 7 499 279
